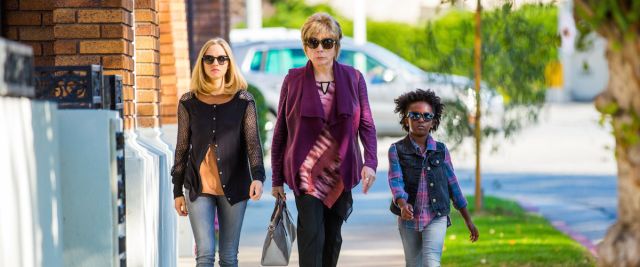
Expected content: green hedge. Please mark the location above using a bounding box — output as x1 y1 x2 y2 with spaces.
263 0 557 82
260 0 559 145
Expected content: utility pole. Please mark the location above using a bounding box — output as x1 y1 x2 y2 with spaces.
353 0 366 71
247 0 262 30
353 0 366 45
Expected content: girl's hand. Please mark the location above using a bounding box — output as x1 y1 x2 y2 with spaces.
466 220 479 242
249 180 263 200
399 201 414 221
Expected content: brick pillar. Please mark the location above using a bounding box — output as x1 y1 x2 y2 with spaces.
2 0 54 67
186 0 229 69
134 0 161 129
51 0 136 129
159 0 190 125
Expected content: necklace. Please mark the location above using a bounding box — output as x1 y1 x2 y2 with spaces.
318 81 333 95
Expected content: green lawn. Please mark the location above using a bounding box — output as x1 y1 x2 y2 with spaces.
441 196 596 266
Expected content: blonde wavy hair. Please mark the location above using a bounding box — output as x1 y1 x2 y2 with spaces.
190 38 247 95
301 12 343 60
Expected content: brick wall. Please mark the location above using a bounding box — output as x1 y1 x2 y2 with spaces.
2 0 137 129
134 0 161 128
2 0 54 67
53 0 136 129
187 0 229 68
2 0 231 128
159 0 190 125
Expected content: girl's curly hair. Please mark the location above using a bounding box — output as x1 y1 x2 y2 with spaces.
393 89 444 133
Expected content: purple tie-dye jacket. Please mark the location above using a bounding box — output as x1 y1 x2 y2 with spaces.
271 61 378 196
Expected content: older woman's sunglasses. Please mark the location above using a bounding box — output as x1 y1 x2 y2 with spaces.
406 111 435 121
202 55 229 65
305 38 337 49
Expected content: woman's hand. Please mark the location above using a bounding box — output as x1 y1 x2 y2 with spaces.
249 180 263 201
466 220 479 242
174 196 188 216
272 186 286 200
361 166 376 194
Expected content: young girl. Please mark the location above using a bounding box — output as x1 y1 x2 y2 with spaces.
388 89 479 267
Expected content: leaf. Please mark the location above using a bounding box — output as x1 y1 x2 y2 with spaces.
601 101 619 115
608 0 629 33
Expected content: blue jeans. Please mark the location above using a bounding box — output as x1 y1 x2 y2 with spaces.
398 216 448 267
185 190 247 267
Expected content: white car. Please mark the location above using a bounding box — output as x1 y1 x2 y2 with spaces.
231 28 504 136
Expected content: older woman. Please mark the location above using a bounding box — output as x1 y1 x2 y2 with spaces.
171 38 265 267
270 12 378 267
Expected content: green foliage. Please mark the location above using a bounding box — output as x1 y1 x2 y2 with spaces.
600 101 620 115
574 0 640 45
264 0 340 29
613 111 640 147
422 4 558 142
439 98 473 146
264 0 559 146
443 196 596 266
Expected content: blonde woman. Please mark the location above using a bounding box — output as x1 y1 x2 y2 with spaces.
171 38 265 267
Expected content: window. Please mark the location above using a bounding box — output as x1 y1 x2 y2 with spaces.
264 49 307 75
338 50 389 84
250 51 263 71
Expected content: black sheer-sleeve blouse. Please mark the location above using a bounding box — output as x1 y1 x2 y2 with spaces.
170 90 265 204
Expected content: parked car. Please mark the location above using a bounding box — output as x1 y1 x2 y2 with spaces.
230 28 504 136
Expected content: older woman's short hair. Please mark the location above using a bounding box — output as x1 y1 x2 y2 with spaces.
301 12 343 59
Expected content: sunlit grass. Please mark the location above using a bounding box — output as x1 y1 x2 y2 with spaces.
442 196 596 266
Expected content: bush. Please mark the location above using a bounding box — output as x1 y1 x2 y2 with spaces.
262 0 559 146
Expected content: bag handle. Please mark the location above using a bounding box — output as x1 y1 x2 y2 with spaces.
268 197 286 231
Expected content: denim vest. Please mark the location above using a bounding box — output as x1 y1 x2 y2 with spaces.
390 136 450 216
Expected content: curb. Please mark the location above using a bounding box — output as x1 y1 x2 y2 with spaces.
514 199 599 257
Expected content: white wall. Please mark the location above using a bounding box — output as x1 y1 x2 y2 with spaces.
57 110 122 266
0 98 64 267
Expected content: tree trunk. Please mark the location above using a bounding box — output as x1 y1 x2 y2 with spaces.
595 38 640 267
473 0 483 211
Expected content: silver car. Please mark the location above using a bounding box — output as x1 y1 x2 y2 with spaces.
231 29 504 136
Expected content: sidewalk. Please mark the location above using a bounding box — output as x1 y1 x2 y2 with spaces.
165 102 616 266
177 174 408 267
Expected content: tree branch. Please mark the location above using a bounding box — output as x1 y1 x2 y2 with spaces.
574 0 595 18
574 0 618 40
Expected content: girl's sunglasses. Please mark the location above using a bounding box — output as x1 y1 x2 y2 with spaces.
406 111 435 121
305 38 337 49
202 55 229 65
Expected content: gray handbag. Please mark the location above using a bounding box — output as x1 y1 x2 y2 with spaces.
261 197 296 266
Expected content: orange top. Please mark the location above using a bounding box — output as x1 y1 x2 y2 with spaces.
200 145 224 195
